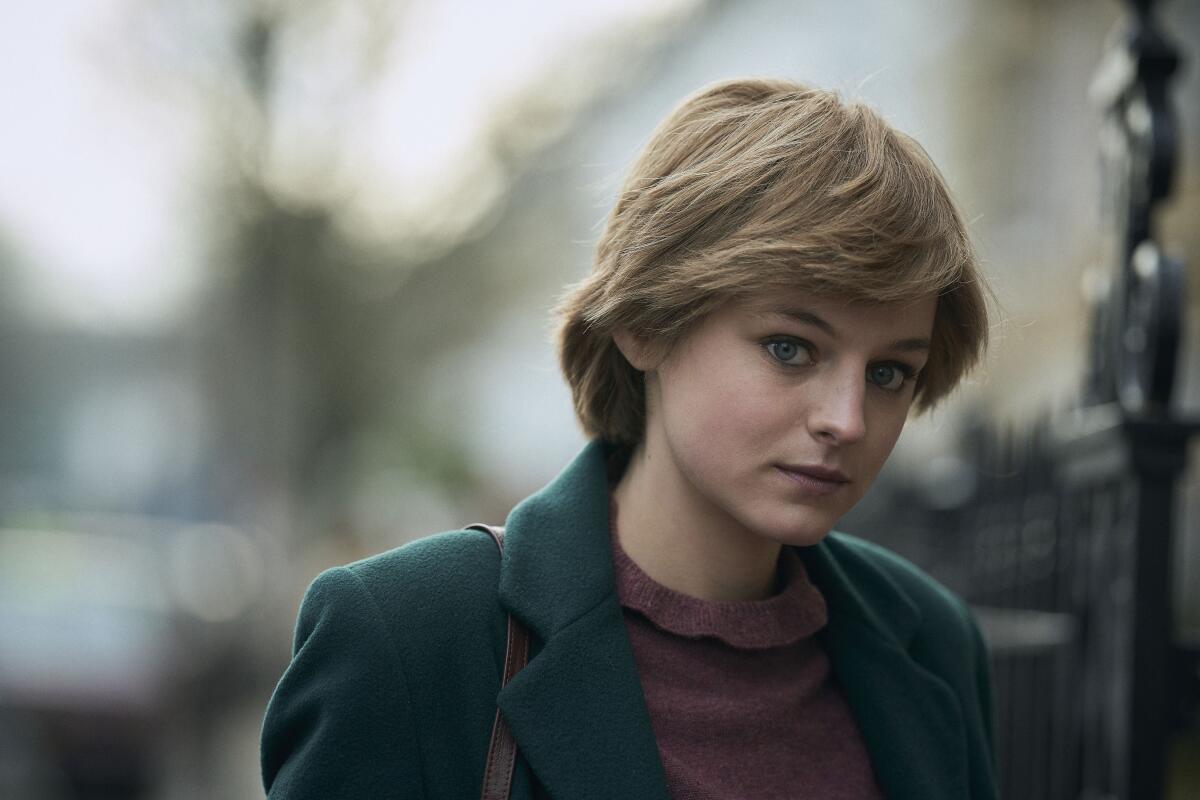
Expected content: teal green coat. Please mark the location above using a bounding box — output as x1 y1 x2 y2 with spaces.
261 441 998 799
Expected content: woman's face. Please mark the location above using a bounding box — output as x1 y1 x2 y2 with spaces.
637 290 937 547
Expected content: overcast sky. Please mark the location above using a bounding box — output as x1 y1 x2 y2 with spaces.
0 0 695 332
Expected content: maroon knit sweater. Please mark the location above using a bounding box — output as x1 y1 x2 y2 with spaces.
611 514 885 800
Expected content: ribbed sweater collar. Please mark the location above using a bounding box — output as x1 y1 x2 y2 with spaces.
610 502 829 650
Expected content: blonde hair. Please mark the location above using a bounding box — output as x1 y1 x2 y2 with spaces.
557 77 988 445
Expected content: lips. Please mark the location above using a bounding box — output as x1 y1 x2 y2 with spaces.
778 462 849 482
775 463 850 496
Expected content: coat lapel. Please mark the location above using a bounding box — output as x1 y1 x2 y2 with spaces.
800 537 970 800
493 440 970 800
495 441 669 800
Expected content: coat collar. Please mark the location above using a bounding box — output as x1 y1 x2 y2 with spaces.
497 440 669 799
801 535 970 799
495 440 969 800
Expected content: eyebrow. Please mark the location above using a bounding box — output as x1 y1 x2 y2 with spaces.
768 307 932 353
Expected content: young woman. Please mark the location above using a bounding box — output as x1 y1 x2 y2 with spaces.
261 77 998 800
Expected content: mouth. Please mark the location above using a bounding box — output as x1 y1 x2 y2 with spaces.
774 463 850 496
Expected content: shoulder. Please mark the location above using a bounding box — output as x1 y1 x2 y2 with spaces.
335 527 502 607
288 528 508 692
263 529 504 797
821 531 980 650
303 528 506 644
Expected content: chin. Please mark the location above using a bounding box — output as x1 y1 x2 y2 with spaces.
749 508 836 548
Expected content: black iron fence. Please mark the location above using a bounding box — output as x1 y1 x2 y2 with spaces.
962 409 1197 799
955 2 1195 798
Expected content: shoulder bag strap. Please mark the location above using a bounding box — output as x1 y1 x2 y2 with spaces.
466 523 530 800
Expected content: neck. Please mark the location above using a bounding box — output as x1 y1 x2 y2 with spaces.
611 438 783 602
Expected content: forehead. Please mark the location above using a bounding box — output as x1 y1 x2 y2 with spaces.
744 289 931 321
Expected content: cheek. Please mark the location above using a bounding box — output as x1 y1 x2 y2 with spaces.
663 360 785 453
863 407 909 473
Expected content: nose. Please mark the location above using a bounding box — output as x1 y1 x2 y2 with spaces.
806 367 867 445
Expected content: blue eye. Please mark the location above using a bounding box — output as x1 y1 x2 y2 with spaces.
765 338 813 366
867 363 912 392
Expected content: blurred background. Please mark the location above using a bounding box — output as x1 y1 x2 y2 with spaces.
0 0 1197 798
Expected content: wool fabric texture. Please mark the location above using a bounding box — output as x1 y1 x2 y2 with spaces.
612 510 885 800
261 440 999 800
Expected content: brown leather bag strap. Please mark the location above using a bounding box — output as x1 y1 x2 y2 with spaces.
467 524 529 800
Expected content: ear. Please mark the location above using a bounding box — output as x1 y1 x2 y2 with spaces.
612 327 663 372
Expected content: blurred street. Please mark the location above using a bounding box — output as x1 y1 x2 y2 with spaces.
0 0 1197 797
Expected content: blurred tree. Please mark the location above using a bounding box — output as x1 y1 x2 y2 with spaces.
118 0 575 550
192 1 483 547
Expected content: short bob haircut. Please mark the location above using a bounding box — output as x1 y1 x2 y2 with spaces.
557 77 989 446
